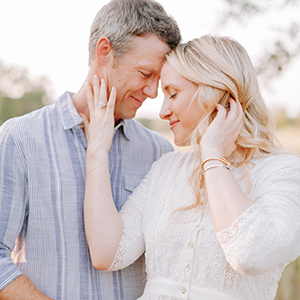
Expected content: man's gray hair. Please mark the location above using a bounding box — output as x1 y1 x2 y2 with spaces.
88 0 181 64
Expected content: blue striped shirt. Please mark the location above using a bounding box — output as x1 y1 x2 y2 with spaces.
0 91 173 299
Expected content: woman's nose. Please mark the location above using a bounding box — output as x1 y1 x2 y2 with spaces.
159 99 172 120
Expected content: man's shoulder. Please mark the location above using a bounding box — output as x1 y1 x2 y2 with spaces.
0 104 55 137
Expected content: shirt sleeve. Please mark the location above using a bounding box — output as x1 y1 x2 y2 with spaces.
0 121 27 290
108 162 154 271
216 154 300 276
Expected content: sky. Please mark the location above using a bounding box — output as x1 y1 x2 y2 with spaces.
1 0 300 118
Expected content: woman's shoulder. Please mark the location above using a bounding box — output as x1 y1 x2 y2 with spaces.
150 150 194 173
157 150 194 164
253 153 300 169
250 153 300 181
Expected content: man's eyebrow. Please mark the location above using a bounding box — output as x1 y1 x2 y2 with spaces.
136 65 154 71
139 68 153 72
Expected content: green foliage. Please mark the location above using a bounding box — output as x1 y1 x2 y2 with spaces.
273 108 299 129
276 257 300 300
0 90 46 124
223 0 262 19
0 60 53 125
136 117 170 132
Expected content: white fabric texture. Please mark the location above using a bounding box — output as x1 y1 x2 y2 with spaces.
108 151 300 300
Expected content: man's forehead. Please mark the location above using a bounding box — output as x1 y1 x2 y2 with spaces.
126 35 170 58
128 50 167 69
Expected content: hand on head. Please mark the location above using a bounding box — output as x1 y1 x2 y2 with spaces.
200 98 244 161
81 75 117 154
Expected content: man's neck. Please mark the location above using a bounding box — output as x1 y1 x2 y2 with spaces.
71 83 90 120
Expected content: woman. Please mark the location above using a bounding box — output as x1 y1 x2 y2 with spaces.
82 35 300 299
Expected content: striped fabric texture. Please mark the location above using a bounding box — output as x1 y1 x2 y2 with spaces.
0 92 173 300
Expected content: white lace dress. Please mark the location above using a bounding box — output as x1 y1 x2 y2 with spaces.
108 151 300 300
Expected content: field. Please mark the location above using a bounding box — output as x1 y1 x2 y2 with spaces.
276 127 300 154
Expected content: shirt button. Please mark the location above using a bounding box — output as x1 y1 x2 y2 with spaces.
195 221 199 227
181 288 187 294
189 242 194 249
184 265 190 272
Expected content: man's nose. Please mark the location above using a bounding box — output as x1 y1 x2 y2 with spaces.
143 78 159 99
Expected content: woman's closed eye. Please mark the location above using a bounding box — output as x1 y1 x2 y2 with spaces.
169 93 177 99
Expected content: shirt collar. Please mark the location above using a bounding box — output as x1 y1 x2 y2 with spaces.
55 91 133 140
114 119 132 141
55 92 83 130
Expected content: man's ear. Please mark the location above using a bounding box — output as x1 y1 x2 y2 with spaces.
95 37 112 65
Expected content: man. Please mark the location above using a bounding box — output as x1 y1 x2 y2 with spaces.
0 0 181 299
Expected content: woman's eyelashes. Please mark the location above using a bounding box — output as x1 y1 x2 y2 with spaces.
169 90 178 99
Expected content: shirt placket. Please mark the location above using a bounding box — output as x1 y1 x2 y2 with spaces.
180 216 204 299
72 123 87 152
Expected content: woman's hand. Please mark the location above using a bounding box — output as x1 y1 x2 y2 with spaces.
81 75 117 155
200 98 244 161
200 99 254 233
82 76 122 269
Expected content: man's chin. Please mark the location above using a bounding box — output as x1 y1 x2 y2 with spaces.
114 111 137 121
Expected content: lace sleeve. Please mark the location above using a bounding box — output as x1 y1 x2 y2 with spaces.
108 167 153 271
216 154 300 275
216 203 259 245
108 212 145 271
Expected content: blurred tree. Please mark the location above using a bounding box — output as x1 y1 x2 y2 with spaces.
273 107 298 128
0 60 53 125
0 91 46 124
219 0 300 81
296 112 300 127
136 117 170 133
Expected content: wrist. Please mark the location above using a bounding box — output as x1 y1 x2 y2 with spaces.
200 147 222 162
86 151 109 175
86 149 109 161
86 162 109 177
201 156 231 172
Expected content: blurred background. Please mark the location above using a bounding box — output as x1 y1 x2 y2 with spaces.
1 0 299 298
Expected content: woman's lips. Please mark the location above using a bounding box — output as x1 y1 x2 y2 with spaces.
169 120 180 130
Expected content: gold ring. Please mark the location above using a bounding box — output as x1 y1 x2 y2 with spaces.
98 104 107 110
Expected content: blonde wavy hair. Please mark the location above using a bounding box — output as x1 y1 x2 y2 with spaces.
166 34 283 216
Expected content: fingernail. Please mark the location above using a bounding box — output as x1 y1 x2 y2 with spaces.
94 74 98 81
101 79 105 85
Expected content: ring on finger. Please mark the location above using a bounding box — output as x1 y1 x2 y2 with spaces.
98 103 107 110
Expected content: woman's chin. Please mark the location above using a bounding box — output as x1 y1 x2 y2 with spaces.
173 137 191 147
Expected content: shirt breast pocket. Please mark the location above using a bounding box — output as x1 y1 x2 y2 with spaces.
117 175 144 211
124 175 144 194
